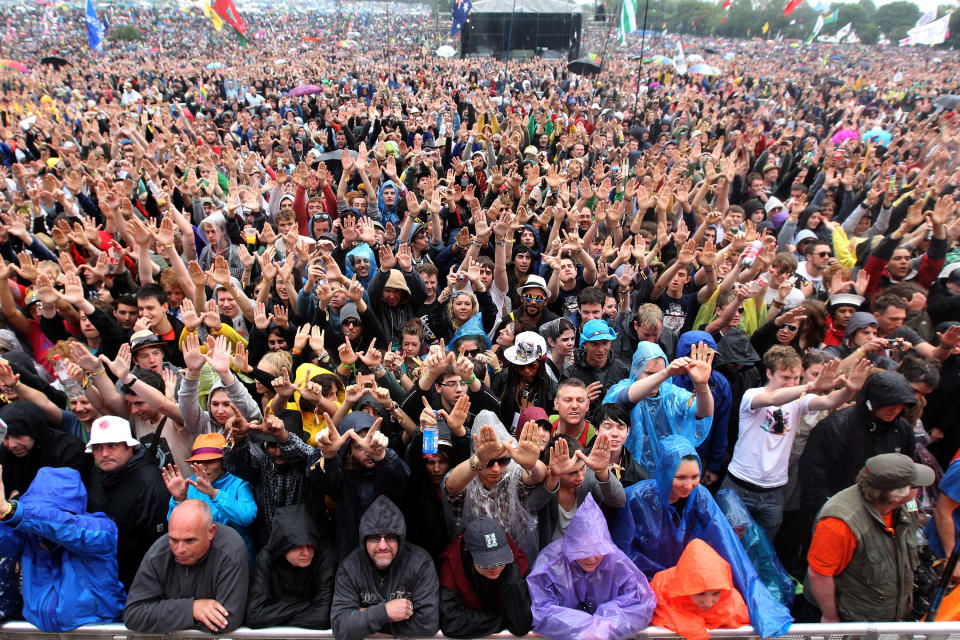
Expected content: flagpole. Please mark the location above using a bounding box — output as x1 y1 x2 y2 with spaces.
499 0 519 104
599 0 625 71
632 0 650 113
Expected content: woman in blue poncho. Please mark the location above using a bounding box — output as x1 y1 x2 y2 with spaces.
612 435 793 639
603 341 714 475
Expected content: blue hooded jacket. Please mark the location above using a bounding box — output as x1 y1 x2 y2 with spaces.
671 332 733 474
527 494 656 640
345 242 378 289
603 342 712 474
715 489 795 608
376 180 402 228
612 436 793 639
0 467 126 632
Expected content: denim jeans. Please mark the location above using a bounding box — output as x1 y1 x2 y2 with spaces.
721 475 785 540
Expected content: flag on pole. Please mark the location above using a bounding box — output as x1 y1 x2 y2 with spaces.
915 8 937 27
835 22 852 39
451 0 472 36
762 21 769 34
719 15 728 23
200 0 223 30
907 12 951 45
721 0 730 8
822 8 838 24
619 0 637 43
674 41 687 74
85 0 104 52
806 14 823 43
784 0 803 17
212 0 247 35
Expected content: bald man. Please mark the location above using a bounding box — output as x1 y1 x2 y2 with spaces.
123 499 249 633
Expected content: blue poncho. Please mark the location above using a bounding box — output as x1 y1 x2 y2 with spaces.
603 342 713 474
612 436 793 639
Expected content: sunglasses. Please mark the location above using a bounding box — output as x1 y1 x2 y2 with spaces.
342 319 361 327
366 534 400 545
523 294 547 304
772 408 786 435
783 323 799 332
815 251 833 258
461 348 481 357
486 456 512 468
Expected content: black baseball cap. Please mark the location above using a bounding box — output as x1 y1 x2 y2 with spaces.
464 517 513 569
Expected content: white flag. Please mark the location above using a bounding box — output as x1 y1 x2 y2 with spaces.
835 22 852 39
907 12 951 45
673 42 687 74
619 0 637 44
915 8 936 27
811 14 824 37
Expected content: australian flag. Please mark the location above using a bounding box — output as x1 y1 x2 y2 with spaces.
85 0 104 53
451 0 472 36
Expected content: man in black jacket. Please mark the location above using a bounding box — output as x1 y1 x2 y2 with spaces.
84 415 168 590
331 495 439 640
800 371 918 521
247 504 336 629
438 517 532 638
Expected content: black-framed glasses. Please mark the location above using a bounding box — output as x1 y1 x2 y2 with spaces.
462 348 481 357
438 380 468 389
342 319 361 328
486 456 511 468
772 409 786 435
815 251 833 258
366 534 399 545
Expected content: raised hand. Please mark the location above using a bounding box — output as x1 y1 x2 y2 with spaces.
685 341 715 386
503 420 541 471
548 435 577 476
339 337 359 366
358 338 382 369
224 404 250 440
271 367 297 399
204 335 233 375
100 343 132 383
188 463 218 498
348 417 387 460
472 424 505 466
161 464 189 501
69 341 101 372
182 331 207 374
576 432 611 473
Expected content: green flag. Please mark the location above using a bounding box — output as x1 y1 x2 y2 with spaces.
619 0 638 44
822 9 838 24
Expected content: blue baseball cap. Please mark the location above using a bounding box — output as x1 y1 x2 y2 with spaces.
580 319 617 346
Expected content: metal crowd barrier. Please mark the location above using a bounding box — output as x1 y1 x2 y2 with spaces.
5 622 960 639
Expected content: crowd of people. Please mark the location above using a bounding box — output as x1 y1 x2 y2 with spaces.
1 1 960 637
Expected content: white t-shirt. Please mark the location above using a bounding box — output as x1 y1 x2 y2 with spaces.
727 387 814 488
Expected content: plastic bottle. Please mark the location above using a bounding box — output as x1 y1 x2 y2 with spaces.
52 355 85 401
742 240 763 267
423 422 438 455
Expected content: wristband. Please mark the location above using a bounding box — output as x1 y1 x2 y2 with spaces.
0 500 16 521
466 373 478 385
90 366 107 377
468 456 484 472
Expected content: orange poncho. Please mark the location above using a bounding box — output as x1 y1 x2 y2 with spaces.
651 539 751 640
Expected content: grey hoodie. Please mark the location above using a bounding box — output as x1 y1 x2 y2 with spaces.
331 496 439 640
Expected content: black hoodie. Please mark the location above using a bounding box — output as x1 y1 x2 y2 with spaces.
86 446 169 590
247 504 337 629
331 496 439 640
0 402 91 497
799 371 918 519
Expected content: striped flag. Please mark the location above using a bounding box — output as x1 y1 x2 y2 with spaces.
822 8 838 24
619 0 638 44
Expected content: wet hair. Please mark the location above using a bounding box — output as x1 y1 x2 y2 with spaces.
578 286 606 307
763 345 802 372
594 403 630 427
873 292 908 315
802 350 830 369
137 283 167 305
549 433 582 457
897 355 940 390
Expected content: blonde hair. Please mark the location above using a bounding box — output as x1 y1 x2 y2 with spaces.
446 290 479 329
